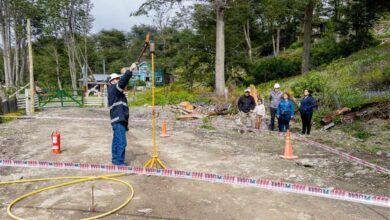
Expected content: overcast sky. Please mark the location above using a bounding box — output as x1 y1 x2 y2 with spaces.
90 0 153 34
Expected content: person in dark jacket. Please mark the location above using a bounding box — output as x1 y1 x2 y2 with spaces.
269 83 283 131
299 89 316 135
237 88 256 127
108 62 137 165
277 92 295 134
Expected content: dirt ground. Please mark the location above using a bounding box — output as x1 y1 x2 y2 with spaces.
0 107 389 220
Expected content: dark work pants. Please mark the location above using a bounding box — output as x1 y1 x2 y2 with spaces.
112 123 127 165
300 111 313 135
270 108 280 131
279 114 291 132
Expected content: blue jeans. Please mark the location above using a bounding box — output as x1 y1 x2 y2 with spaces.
279 114 291 132
112 123 127 165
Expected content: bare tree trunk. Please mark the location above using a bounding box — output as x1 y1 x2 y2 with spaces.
276 28 280 56
64 0 78 91
215 0 225 97
54 47 62 90
243 19 252 62
19 39 26 85
301 0 315 74
14 24 20 87
0 0 13 87
272 35 276 57
66 38 78 90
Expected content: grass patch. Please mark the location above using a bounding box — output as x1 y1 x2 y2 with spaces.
199 117 215 130
341 121 375 141
355 144 385 154
129 86 213 107
0 111 25 123
354 131 375 140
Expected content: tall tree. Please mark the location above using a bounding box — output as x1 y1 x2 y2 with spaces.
301 0 316 73
0 0 13 87
134 0 227 96
214 0 225 96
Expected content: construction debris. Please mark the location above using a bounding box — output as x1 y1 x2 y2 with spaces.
321 107 351 125
171 101 232 120
177 112 204 120
179 101 195 110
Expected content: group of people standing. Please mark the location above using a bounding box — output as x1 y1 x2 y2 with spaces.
237 83 316 135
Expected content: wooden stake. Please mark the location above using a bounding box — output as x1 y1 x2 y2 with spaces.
27 19 35 114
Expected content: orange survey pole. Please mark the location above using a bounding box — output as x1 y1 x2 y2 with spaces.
144 42 167 169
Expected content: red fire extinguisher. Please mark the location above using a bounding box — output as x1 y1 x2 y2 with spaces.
51 131 61 154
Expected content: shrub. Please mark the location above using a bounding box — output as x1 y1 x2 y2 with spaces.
288 41 303 50
250 57 301 84
291 73 328 97
311 35 379 68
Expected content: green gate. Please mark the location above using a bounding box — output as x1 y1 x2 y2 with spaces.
38 90 84 108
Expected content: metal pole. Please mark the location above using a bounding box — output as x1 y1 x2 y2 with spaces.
151 43 157 158
27 19 35 114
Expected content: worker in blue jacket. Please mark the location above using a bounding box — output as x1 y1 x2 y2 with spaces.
299 89 316 135
277 92 295 134
108 62 137 165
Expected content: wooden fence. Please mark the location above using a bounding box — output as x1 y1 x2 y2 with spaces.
16 94 39 109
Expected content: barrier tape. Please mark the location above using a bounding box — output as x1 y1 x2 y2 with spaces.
296 137 390 175
0 159 389 208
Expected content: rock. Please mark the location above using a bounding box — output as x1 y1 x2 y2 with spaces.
296 159 317 168
289 174 297 178
386 152 390 158
353 166 364 170
344 172 354 178
356 169 369 175
376 151 383 156
138 208 153 214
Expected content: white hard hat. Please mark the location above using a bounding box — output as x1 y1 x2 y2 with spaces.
274 83 280 89
109 73 121 82
244 88 251 93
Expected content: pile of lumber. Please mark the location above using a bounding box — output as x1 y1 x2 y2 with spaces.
171 102 204 120
171 101 232 120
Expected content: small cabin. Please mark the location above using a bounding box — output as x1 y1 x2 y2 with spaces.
129 62 164 87
79 74 109 96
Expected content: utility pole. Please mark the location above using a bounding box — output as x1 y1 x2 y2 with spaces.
27 19 35 114
103 59 106 75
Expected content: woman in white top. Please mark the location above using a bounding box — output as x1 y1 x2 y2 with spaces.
254 97 266 130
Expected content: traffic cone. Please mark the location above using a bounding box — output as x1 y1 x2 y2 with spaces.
160 120 170 137
280 130 298 160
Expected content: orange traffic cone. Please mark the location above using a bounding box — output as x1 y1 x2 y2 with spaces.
160 120 170 137
280 130 298 160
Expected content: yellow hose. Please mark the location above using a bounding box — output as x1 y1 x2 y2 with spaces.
0 173 134 220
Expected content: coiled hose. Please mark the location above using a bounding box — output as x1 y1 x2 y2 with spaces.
0 173 134 220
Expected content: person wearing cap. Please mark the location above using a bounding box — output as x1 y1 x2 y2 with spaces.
269 83 283 131
237 88 256 127
108 62 137 166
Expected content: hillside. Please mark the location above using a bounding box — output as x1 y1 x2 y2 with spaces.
254 43 390 157
258 42 390 110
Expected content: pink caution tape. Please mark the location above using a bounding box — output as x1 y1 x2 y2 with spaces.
0 159 389 208
296 137 390 175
